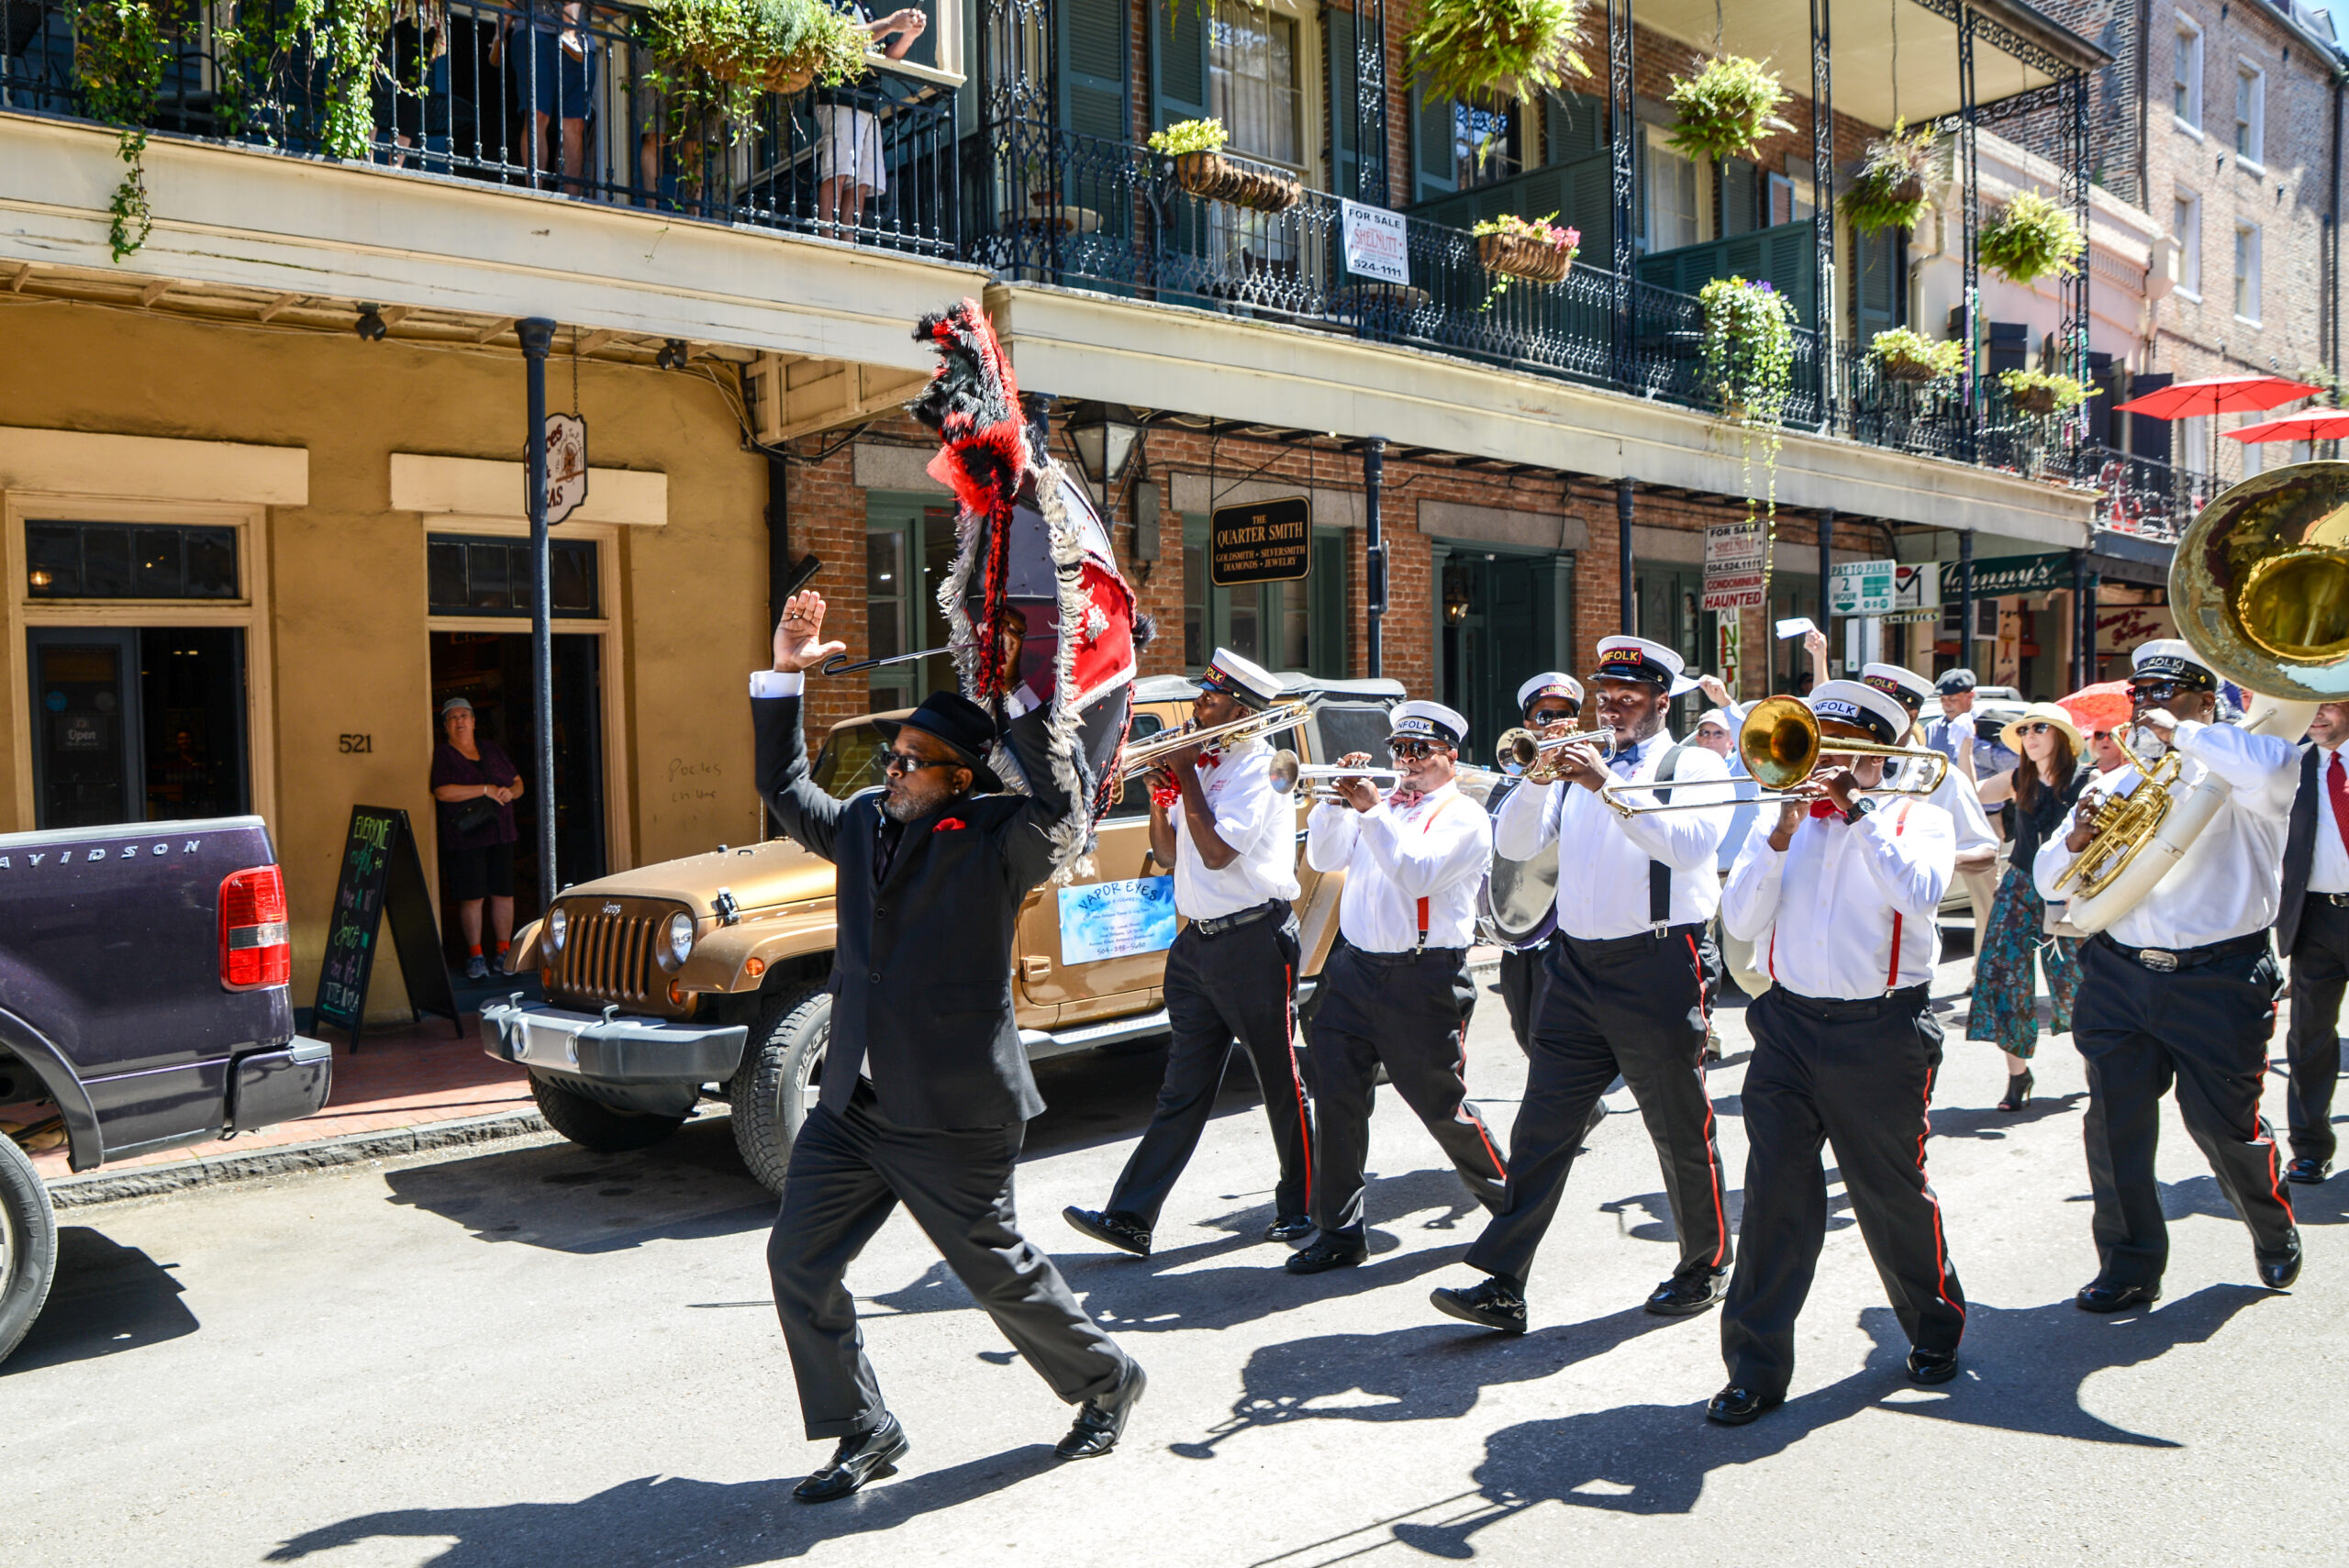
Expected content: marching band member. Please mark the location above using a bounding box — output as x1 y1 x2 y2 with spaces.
1862 662 2001 966
1065 650 1315 1256
1495 673 1585 1054
1708 681 1964 1424
1430 637 1734 1333
2277 700 2349 1185
1288 701 1508 1275
2033 639 2303 1311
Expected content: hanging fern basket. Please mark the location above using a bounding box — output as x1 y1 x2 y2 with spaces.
1665 54 1794 163
1841 124 1936 236
1978 189 2087 285
1172 150 1303 213
1478 231 1572 284
1405 0 1590 103
1878 347 1943 383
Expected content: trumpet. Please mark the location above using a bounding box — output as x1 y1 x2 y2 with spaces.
1119 700 1309 781
1494 725 1616 783
1269 754 1401 801
1598 695 1950 817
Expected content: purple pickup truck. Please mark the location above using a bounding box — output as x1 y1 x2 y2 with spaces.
0 815 331 1363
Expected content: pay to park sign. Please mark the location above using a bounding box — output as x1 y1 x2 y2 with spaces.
1211 495 1312 586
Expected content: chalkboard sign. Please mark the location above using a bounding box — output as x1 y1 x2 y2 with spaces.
313 806 462 1046
1210 495 1311 586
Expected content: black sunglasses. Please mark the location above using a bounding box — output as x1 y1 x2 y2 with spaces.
2131 679 2186 700
1388 740 1446 760
2017 721 2056 736
1526 706 1579 726
873 745 962 776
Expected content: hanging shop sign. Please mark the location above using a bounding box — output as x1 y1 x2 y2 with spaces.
1341 200 1411 285
1944 550 2073 598
1829 557 1898 616
543 412 589 525
1701 522 1767 610
1210 495 1312 586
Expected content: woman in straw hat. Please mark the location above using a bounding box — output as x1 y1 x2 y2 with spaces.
1968 702 2094 1109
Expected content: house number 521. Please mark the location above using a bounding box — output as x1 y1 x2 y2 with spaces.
339 734 373 753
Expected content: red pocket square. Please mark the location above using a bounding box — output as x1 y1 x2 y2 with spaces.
933 817 966 832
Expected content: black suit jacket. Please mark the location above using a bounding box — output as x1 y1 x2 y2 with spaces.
753 691 1081 1129
2279 743 2322 958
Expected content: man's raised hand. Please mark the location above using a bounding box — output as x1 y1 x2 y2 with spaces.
774 590 847 674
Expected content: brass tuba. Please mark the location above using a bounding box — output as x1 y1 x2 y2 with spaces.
2054 461 2339 932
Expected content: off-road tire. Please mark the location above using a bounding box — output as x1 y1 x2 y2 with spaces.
0 1132 58 1366
528 1072 686 1153
729 982 831 1194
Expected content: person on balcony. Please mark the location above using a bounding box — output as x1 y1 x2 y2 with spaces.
817 4 926 232
500 0 597 193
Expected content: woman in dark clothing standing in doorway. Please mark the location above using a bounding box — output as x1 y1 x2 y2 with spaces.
430 695 523 979
1969 703 2092 1111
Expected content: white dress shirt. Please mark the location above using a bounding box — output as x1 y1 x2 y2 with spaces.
1723 798 1955 998
2310 743 2349 896
1307 780 1491 952
1887 751 1998 860
2033 720 2300 949
750 669 805 697
1172 737 1301 917
1495 730 1731 939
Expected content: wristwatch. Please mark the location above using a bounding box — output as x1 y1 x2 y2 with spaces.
1846 796 1878 820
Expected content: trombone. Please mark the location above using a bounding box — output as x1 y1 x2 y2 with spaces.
1494 725 1616 782
1118 700 1309 781
1597 695 1950 817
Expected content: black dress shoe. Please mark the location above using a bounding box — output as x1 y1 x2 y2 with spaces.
1063 1207 1152 1258
1906 1348 1959 1385
1645 1268 1731 1317
2286 1157 2333 1184
1430 1277 1528 1334
1264 1213 1315 1245
792 1414 909 1503
2075 1280 2161 1313
1706 1385 1782 1426
1286 1235 1368 1274
1055 1361 1146 1460
1998 1070 2034 1112
2258 1231 2304 1291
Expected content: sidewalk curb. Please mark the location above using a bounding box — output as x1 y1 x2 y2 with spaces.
48 1109 554 1209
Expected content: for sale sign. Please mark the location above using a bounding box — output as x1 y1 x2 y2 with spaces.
1702 522 1767 610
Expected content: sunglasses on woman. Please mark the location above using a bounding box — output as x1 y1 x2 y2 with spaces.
2016 722 2056 736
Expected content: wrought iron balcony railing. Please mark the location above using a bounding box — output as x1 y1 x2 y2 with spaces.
2082 447 2217 544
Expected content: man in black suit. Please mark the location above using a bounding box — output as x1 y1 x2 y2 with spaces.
2278 699 2349 1185
755 590 1142 1503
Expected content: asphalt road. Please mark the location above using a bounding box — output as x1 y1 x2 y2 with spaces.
11 953 2349 1567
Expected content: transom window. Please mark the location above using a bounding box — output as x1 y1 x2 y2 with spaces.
27 520 239 600
427 534 599 617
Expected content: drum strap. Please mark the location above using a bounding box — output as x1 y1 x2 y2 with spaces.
1647 741 1694 934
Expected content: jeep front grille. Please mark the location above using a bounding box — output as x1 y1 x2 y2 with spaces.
545 896 694 1020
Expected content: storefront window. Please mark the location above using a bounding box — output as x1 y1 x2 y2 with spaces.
27 520 239 599
1184 516 1345 676
864 497 958 711
427 535 598 617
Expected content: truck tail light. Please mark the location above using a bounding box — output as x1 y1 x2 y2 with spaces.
220 865 291 990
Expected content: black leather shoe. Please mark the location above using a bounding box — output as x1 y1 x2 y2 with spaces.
1063 1207 1152 1258
1706 1385 1782 1426
1430 1278 1528 1334
2286 1157 2333 1184
1645 1268 1731 1317
2258 1231 2304 1291
1286 1235 1368 1274
2075 1280 2161 1314
1906 1348 1959 1385
792 1414 909 1503
1998 1070 2034 1112
1264 1214 1315 1245
1055 1361 1146 1460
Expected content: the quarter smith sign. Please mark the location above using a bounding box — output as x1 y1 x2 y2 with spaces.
1210 495 1311 586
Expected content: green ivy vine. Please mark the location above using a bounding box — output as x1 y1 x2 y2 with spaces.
1698 273 1798 532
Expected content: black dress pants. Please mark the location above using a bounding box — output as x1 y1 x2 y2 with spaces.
2285 898 2349 1165
1720 984 1965 1400
1304 943 1508 1238
1467 924 1731 1288
767 1081 1130 1440
1106 911 1313 1225
2074 936 2298 1289
1497 939 1553 1056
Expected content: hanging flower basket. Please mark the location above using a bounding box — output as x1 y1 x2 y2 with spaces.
1406 0 1590 103
1841 122 1937 237
2000 368 2094 415
1665 54 1794 163
1474 213 1579 284
640 0 870 148
1978 189 2087 285
1171 150 1302 213
1869 327 1962 383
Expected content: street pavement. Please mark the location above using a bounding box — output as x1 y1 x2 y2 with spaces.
11 952 2349 1566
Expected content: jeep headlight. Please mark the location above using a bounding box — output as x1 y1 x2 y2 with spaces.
545 906 567 951
661 910 696 971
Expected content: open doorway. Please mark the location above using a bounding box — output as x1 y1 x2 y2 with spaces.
27 627 249 829
429 631 606 963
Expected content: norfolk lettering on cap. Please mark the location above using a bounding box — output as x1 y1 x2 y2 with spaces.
1807 680 1907 746
1197 647 1281 709
1386 699 1469 749
1590 635 1700 696
1860 662 1936 713
2130 637 2218 691
1516 672 1584 714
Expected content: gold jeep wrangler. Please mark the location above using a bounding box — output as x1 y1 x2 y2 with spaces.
482 674 1404 1190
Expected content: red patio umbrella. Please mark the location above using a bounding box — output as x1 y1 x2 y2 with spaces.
2221 411 2349 442
2110 374 2323 418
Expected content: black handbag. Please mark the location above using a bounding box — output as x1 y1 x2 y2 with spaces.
452 795 499 837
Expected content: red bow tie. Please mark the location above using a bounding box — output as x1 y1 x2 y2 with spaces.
1808 800 1842 820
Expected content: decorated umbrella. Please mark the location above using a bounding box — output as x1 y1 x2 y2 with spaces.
2220 410 2349 443
2109 373 2324 419
2059 681 2133 739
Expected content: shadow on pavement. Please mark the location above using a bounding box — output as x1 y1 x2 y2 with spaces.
266 1447 1063 1566
2159 1171 2349 1227
1928 1092 2090 1140
1382 1284 2272 1553
2 1228 197 1375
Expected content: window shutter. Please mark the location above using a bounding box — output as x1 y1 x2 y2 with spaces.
1326 6 1360 200
1720 157 1757 237
1410 78 1456 203
1150 0 1210 128
2124 373 2173 464
1853 226 1899 342
1543 90 1602 164
1061 0 1131 143
1566 151 1613 271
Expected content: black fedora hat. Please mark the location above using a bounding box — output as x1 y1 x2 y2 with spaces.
874 690 1005 793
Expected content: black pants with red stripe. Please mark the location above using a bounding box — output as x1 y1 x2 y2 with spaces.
1468 924 1731 1289
2074 936 2297 1288
1303 943 1507 1239
1105 911 1313 1227
1720 984 1965 1400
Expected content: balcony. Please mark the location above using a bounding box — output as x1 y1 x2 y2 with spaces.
2084 448 2217 545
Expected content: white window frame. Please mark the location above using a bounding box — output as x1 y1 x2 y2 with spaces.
2172 186 2201 298
2234 220 2262 324
2234 61 2266 167
2173 16 2204 133
1642 122 1706 255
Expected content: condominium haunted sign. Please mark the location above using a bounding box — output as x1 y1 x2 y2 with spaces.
1210 495 1311 586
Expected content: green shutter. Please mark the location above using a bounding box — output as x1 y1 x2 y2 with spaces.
1409 79 1456 203
1326 7 1359 200
1310 529 1348 677
1565 152 1612 270
1854 226 1900 340
1720 157 1757 237
1543 90 1602 164
1060 0 1130 144
1150 0 1209 128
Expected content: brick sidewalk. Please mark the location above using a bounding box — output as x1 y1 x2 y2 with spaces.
29 1015 532 1182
